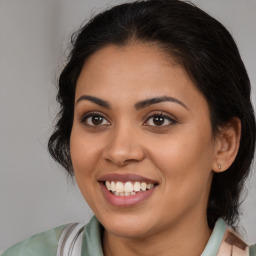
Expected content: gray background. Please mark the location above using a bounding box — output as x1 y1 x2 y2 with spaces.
0 0 255 251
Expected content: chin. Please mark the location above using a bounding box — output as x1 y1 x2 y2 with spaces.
98 212 156 238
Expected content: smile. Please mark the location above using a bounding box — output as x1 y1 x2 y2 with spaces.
98 174 158 206
105 181 154 196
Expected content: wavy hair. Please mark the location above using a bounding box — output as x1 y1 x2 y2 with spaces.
48 0 256 228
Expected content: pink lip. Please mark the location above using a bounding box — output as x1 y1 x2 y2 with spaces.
97 173 159 207
99 182 157 207
98 173 158 184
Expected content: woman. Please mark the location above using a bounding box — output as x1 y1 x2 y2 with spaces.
2 0 256 255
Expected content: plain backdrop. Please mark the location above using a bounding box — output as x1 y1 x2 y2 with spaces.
0 0 255 251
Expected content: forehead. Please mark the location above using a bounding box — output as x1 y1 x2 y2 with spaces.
77 43 177 91
75 43 208 112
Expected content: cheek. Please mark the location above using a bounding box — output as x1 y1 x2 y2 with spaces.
151 133 214 170
151 135 214 217
70 128 101 172
148 125 215 194
70 128 103 196
70 130 103 208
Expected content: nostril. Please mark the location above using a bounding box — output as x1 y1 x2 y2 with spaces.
102 138 145 166
104 157 140 167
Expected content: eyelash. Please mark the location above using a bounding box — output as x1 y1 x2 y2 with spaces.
143 111 177 127
80 112 111 127
80 111 177 128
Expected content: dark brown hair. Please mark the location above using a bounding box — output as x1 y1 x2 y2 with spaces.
48 0 256 228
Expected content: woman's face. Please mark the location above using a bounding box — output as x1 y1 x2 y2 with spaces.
70 43 218 238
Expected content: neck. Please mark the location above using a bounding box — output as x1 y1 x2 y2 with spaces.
103 213 212 256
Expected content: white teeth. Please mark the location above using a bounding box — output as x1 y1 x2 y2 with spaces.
115 182 124 193
134 182 141 192
106 181 111 190
105 180 155 196
110 181 116 192
141 182 147 191
147 183 154 189
113 192 133 196
124 181 133 193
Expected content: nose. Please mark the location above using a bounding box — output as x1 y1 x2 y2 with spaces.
102 125 145 166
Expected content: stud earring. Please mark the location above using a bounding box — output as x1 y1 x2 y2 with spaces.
217 163 221 170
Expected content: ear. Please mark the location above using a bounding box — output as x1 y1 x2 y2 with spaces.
212 117 241 173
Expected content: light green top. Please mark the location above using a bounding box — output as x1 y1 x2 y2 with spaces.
2 216 256 255
1 224 65 256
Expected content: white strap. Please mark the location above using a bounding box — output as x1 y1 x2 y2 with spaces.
56 223 85 256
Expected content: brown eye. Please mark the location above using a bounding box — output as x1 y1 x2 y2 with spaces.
152 116 165 126
144 113 177 127
91 115 104 125
81 113 110 126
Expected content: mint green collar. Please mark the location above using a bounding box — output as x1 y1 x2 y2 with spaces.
201 218 227 256
82 216 226 256
82 216 104 256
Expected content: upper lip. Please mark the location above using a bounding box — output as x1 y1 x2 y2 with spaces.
98 173 159 184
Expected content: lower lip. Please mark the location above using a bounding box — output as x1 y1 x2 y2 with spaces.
99 183 157 207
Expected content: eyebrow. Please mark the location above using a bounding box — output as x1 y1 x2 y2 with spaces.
76 95 111 109
76 95 188 110
135 96 189 110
